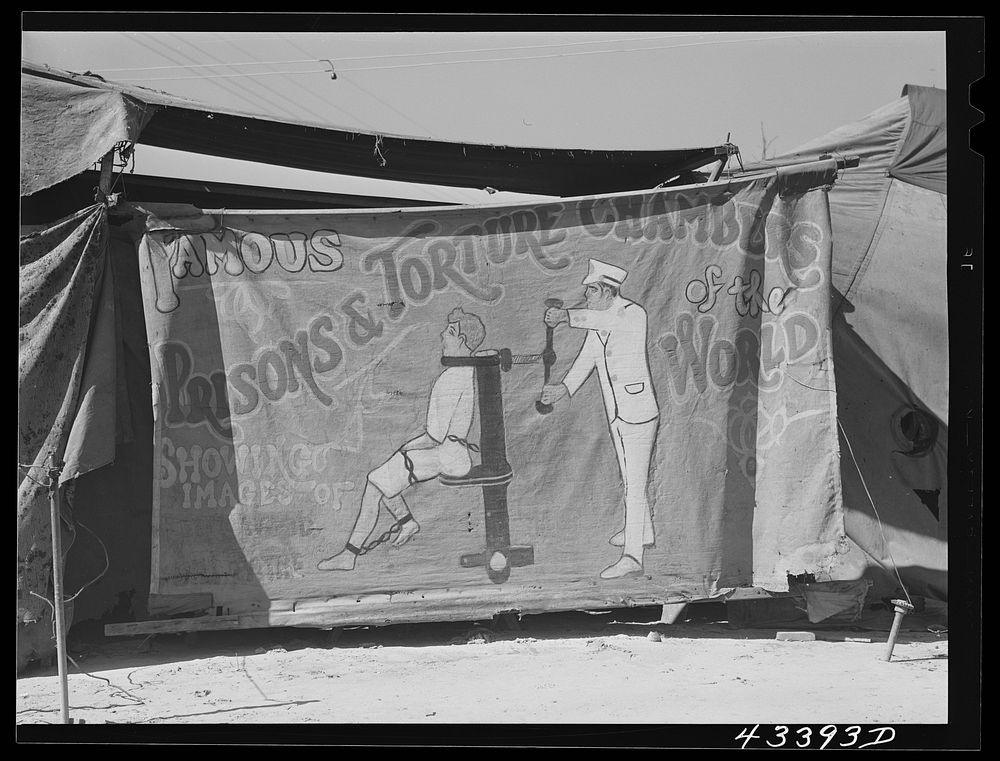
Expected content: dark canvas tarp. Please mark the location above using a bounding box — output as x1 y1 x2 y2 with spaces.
18 204 119 666
743 85 948 599
131 165 846 624
21 62 728 199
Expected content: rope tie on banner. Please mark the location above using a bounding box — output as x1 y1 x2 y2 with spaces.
18 464 52 489
18 453 56 489
373 134 387 167
109 141 135 196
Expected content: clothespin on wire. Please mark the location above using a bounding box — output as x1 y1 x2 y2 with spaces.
321 60 338 80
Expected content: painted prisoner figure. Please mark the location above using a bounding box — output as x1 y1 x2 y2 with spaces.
541 259 660 579
317 307 485 572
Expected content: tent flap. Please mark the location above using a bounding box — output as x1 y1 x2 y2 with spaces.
890 85 947 194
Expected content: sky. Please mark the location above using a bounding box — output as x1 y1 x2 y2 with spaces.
21 28 948 203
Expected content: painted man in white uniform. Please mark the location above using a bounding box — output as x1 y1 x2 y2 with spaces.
541 259 660 579
317 307 484 571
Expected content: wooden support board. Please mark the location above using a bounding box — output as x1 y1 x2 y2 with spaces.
105 585 748 637
105 613 268 637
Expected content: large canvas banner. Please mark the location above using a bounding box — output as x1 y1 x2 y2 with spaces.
135 168 845 622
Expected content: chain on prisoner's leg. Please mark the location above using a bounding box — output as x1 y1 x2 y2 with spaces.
317 474 384 571
383 493 420 547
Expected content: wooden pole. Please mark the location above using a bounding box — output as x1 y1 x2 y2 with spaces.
882 599 915 662
98 149 115 198
48 463 71 724
708 156 729 182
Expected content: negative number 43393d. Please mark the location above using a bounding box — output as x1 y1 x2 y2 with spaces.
736 725 896 749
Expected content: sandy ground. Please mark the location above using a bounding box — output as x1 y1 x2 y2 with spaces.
16 603 950 741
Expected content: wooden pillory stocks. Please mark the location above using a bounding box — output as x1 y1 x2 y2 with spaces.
438 298 563 583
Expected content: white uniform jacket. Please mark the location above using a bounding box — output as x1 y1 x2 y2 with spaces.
561 296 659 425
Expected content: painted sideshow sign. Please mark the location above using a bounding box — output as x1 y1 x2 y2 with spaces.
136 168 845 621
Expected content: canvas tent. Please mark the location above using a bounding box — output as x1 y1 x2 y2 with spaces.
739 84 948 601
19 61 944 670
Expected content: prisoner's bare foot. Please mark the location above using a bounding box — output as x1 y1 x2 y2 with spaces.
392 519 421 547
599 554 644 580
317 550 357 571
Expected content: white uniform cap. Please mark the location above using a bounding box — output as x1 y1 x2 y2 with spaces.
582 258 628 287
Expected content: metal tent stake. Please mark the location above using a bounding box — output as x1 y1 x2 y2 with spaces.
882 598 915 662
47 462 71 724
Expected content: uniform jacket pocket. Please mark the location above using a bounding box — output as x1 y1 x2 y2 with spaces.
624 382 644 394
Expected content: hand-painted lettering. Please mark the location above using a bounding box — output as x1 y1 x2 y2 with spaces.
225 315 345 416
340 292 385 346
579 188 740 249
145 227 345 312
159 341 232 439
656 311 821 400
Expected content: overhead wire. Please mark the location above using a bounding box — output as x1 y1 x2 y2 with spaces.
135 33 283 121
104 32 720 74
203 32 379 131
111 32 834 82
278 34 464 172
337 69 437 138
339 33 833 73
168 31 361 129
261 33 387 133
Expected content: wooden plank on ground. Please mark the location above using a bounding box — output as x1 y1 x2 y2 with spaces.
147 593 215 618
104 613 268 637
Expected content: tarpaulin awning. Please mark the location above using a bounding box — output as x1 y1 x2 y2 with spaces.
21 61 730 199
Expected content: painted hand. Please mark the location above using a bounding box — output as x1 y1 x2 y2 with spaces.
540 383 568 405
544 307 568 327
